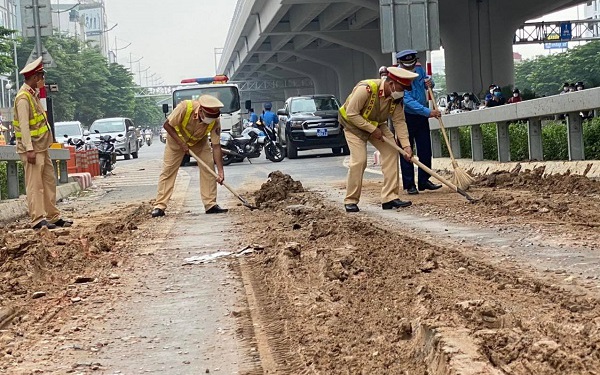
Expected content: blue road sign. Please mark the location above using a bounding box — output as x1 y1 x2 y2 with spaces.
560 22 572 41
544 42 568 49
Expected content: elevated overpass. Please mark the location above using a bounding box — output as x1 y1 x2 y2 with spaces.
218 0 586 107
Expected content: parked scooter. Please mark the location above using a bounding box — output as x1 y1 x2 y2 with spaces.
97 134 117 176
220 120 284 165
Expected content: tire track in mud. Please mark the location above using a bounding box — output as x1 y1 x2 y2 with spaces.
232 173 600 374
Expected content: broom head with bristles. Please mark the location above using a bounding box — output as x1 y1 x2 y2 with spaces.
450 160 475 190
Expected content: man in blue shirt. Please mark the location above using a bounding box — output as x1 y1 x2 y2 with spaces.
248 108 258 124
261 102 279 130
396 50 442 195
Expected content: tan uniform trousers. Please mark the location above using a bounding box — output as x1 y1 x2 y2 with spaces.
154 135 217 211
344 125 400 205
19 150 60 227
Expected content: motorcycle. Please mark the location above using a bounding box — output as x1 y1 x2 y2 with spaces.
97 134 117 176
145 133 153 147
220 121 284 166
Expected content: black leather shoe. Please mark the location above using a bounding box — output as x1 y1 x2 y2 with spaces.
33 220 56 230
382 199 412 209
52 218 73 227
205 205 228 214
418 180 442 191
344 204 359 213
406 186 419 195
151 208 165 217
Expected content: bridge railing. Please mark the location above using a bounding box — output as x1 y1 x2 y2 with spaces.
428 88 600 162
0 146 70 200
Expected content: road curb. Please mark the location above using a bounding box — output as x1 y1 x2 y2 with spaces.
0 181 82 224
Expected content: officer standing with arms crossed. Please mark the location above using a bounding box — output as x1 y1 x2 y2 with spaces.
339 66 419 212
13 57 72 230
396 50 442 195
151 95 228 217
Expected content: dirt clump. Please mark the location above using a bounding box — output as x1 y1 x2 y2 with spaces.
253 171 304 208
235 188 600 374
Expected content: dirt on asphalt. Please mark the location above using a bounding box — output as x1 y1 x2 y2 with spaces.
234 171 600 374
2 167 600 374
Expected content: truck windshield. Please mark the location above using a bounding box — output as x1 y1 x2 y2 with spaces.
291 97 339 114
173 86 241 114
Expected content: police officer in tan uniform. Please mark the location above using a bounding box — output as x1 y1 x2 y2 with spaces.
151 94 227 217
339 66 419 213
14 56 72 229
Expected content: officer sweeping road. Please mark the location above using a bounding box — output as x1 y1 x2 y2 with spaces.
396 50 443 195
151 94 228 217
13 56 72 230
339 66 419 213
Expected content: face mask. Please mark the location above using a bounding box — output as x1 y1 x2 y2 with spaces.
450 96 455 100
391 90 404 100
464 98 470 102
494 92 502 97
513 93 519 97
400 62 416 71
202 116 214 124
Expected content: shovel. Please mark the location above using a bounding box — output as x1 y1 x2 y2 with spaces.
381 137 477 203
187 149 258 210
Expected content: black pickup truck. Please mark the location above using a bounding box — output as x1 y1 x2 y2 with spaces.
276 95 349 159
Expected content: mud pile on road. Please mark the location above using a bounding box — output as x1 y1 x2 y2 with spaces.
236 188 600 374
0 204 150 328
477 165 600 195
253 170 304 208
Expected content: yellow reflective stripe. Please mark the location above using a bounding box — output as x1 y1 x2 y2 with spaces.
339 80 398 126
13 90 49 138
175 100 215 146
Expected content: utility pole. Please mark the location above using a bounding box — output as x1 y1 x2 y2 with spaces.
128 52 142 73
32 0 43 58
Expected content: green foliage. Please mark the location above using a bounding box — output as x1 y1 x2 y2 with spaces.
15 34 156 128
541 121 568 161
584 117 600 160
0 27 16 76
432 72 446 96
515 41 600 97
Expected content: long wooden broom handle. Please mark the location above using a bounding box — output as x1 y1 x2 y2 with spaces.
428 87 457 162
381 137 459 192
187 149 244 201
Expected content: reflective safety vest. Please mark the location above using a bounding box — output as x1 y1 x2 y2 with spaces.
339 80 397 127
174 100 216 146
12 90 49 139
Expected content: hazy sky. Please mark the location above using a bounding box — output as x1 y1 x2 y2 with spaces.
104 0 237 86
103 1 580 84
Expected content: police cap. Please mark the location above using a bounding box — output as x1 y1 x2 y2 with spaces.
198 95 224 115
20 56 45 79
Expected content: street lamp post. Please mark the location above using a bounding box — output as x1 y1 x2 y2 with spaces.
138 65 150 86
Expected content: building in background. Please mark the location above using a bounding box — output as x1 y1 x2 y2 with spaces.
583 0 600 37
50 0 108 56
0 0 19 122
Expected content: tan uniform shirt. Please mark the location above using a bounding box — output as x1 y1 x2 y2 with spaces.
168 100 221 145
14 84 53 153
340 79 410 148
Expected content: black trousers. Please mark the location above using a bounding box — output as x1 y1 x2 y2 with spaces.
400 112 432 189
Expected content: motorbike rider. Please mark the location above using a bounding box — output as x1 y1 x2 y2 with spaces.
248 108 259 124
151 94 228 217
260 102 278 130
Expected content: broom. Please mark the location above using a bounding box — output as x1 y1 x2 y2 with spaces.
427 87 475 190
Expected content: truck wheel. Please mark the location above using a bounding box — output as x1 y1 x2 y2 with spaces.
342 145 350 155
332 147 342 155
286 135 298 159
124 153 131 160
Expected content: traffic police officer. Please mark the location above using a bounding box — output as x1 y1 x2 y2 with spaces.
151 95 228 217
339 66 419 212
396 50 442 195
14 56 72 229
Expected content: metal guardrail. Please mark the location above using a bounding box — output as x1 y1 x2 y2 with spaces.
427 88 600 162
0 146 71 200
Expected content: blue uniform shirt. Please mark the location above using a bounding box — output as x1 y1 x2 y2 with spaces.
261 110 279 129
403 64 433 118
249 112 258 123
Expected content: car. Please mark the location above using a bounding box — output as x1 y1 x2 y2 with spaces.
55 121 87 142
276 95 349 159
89 117 140 160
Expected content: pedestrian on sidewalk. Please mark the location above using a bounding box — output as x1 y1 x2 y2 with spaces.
13 56 72 230
151 95 228 217
339 66 418 213
396 49 442 195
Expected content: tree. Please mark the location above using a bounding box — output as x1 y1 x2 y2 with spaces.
0 27 16 76
104 63 136 118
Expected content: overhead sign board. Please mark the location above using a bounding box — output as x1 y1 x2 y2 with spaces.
560 22 572 41
544 42 568 49
380 0 441 53
21 0 53 38
79 4 105 37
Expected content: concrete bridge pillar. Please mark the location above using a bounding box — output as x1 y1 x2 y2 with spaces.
470 125 484 161
527 118 543 161
440 0 521 95
567 112 585 161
